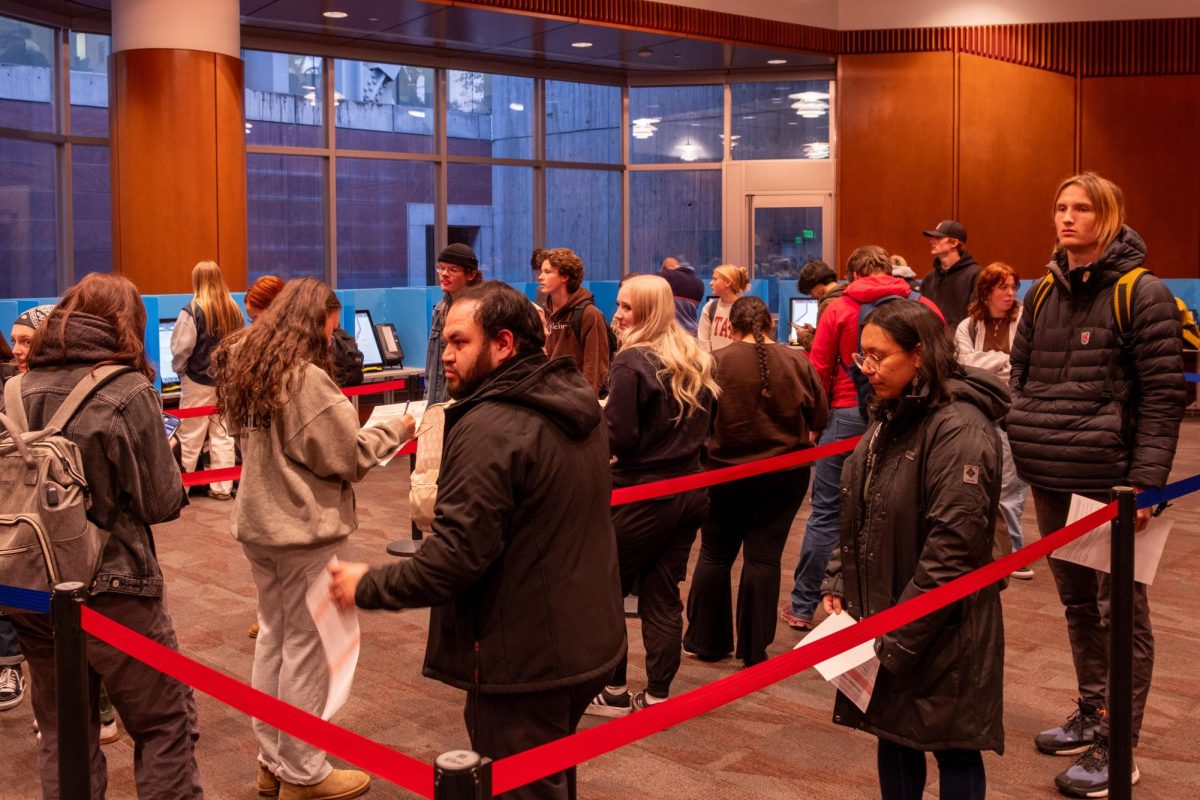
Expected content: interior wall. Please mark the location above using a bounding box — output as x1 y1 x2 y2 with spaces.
1080 76 1200 279
836 52 953 276
838 53 1200 280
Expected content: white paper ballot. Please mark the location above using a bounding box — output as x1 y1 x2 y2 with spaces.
304 560 360 720
363 401 426 466
794 611 880 713
1051 494 1173 585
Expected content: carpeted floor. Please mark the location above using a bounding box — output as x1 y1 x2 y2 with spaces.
3 419 1199 799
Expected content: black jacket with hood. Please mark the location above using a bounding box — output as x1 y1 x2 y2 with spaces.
821 367 1007 753
1008 226 1184 492
921 252 980 330
355 352 625 693
5 312 186 598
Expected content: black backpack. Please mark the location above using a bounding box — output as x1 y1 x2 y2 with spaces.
838 292 924 419
331 327 364 388
570 299 619 360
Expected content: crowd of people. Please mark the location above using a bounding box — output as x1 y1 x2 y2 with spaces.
0 171 1186 800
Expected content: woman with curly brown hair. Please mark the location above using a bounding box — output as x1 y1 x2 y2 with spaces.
212 278 413 800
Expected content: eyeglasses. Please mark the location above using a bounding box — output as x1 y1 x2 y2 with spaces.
851 350 903 374
435 263 465 275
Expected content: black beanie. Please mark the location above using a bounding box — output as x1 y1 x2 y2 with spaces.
437 243 479 271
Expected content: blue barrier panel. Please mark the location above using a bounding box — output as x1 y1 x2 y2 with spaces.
0 584 51 614
585 281 619 323
0 300 19 343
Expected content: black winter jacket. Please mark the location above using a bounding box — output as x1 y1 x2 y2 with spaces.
921 252 980 330
821 368 1007 753
6 313 186 598
355 353 625 693
1008 227 1184 492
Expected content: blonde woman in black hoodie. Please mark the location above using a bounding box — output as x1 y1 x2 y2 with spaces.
586 274 719 716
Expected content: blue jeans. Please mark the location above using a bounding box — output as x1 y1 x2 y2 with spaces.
0 614 22 666
996 424 1028 551
790 406 867 619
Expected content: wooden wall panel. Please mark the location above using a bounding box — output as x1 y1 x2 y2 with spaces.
111 49 246 294
1080 76 1200 279
957 54 1075 278
836 52 954 275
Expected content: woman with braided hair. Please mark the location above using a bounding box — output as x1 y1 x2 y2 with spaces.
684 295 828 668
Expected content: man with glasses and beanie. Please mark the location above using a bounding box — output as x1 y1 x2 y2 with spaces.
426 243 481 403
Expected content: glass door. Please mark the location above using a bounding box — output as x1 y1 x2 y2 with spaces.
749 192 833 318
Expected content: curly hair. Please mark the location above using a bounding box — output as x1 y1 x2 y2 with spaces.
544 247 585 293
728 295 774 398
212 278 339 429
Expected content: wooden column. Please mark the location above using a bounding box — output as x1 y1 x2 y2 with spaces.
109 48 246 293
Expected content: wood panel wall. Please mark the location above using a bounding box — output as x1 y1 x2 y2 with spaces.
1080 76 1200 279
836 52 953 276
957 54 1075 275
110 49 247 294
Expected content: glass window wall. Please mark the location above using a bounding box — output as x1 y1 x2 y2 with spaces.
247 154 325 281
630 170 722 278
73 144 112 277
69 32 110 137
447 163 532 286
0 138 57 296
334 60 434 153
546 80 620 164
243 50 324 148
447 70 533 159
547 169 620 281
336 158 435 288
0 17 54 133
629 85 722 165
731 80 831 161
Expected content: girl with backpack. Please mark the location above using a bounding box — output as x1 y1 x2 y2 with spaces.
212 279 413 800
5 273 202 797
698 264 750 352
586 274 718 715
171 260 244 499
685 295 828 667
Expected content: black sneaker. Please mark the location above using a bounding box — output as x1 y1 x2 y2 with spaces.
1035 699 1103 755
1054 739 1140 798
630 690 666 711
0 666 25 711
585 686 631 718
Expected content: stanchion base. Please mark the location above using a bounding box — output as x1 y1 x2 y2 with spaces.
623 595 639 618
387 540 424 557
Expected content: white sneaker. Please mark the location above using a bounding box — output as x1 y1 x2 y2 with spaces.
1011 566 1035 580
0 666 25 710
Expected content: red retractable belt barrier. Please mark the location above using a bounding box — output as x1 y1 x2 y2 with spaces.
489 500 1120 794
80 607 437 799
170 379 409 419
181 440 418 487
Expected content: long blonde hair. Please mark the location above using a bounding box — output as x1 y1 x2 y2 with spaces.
191 260 245 340
713 263 750 294
618 275 720 420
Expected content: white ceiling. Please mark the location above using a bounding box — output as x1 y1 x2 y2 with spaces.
654 0 1200 29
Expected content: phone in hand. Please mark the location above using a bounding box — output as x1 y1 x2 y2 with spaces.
163 413 181 439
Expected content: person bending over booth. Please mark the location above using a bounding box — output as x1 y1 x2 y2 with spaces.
329 281 625 800
821 299 1006 800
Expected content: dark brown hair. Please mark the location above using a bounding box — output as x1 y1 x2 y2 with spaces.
847 246 891 279
967 262 1021 322
729 295 774 398
213 278 340 428
31 272 154 380
544 247 585 294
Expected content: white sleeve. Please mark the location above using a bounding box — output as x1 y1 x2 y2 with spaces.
698 301 713 352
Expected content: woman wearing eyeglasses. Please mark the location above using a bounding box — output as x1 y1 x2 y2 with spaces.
820 299 1007 800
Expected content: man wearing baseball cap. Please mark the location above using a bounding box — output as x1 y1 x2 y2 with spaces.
921 220 980 329
426 243 481 403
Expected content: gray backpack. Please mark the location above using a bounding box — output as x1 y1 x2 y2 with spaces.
0 366 130 596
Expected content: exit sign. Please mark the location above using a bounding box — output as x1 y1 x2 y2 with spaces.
793 230 816 245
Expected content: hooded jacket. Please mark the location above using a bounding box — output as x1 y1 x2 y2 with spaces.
355 352 625 693
921 251 980 330
7 312 186 598
1008 226 1184 492
543 287 611 394
821 367 1008 753
810 275 945 410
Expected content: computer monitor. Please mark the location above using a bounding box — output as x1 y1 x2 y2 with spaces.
354 309 385 369
790 297 819 330
158 319 180 393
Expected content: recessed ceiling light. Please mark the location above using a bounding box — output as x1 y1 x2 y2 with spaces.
571 41 593 48
368 17 379 22
323 11 348 19
408 109 427 118
637 48 653 58
508 102 525 112
768 59 787 65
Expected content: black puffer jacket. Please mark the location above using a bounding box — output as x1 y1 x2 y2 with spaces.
355 352 625 694
821 368 1007 753
1008 227 1185 492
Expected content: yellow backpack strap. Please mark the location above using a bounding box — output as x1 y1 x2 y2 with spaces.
1112 267 1148 336
1029 273 1056 326
1176 296 1200 350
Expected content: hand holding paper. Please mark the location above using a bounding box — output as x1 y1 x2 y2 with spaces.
794 611 880 713
305 558 361 720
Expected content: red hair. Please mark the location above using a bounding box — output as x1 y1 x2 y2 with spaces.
967 262 1021 322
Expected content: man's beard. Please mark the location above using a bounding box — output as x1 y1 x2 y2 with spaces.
446 347 495 400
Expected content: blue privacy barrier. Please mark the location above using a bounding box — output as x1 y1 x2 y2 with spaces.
0 584 51 613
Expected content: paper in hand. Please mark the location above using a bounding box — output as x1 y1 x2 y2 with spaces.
794 611 880 713
304 559 361 720
1051 495 1173 585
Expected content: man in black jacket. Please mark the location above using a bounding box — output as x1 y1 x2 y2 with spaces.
329 281 625 800
920 219 980 329
1008 173 1184 798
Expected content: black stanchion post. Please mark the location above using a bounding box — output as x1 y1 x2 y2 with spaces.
434 750 492 800
1109 486 1136 800
52 581 90 800
387 451 425 557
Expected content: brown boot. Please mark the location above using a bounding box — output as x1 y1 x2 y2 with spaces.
257 765 280 797
249 622 260 638
279 769 371 800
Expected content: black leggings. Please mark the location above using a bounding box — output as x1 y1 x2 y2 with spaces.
876 739 985 800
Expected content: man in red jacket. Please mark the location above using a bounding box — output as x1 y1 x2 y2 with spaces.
783 246 944 631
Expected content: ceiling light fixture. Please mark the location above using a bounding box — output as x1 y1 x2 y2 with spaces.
323 11 348 19
803 142 831 159
789 90 830 118
638 48 653 58
509 102 525 111
678 139 699 162
631 117 661 139
767 59 787 65
571 41 593 48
